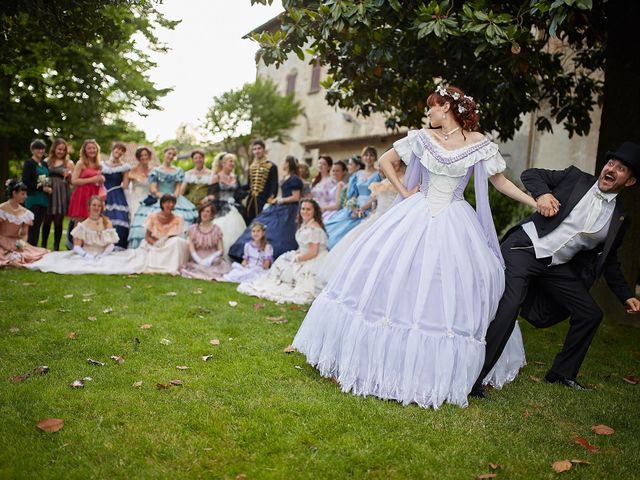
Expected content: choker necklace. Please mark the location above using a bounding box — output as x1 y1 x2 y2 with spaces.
441 127 460 140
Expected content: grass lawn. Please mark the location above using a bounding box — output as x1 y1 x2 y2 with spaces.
0 268 639 479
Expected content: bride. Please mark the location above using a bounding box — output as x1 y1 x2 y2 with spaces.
292 85 537 408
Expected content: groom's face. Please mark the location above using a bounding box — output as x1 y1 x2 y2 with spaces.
597 159 637 193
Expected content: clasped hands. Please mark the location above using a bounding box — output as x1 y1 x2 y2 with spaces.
625 297 640 314
536 193 561 217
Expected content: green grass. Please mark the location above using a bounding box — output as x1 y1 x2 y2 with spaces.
0 269 639 479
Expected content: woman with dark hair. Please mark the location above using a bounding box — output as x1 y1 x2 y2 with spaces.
310 155 336 212
126 146 153 224
28 195 146 274
238 199 328 304
102 142 131 248
0 179 49 266
321 160 347 221
182 149 211 206
293 84 536 409
229 155 303 261
22 139 52 246
42 138 74 250
180 202 231 281
139 193 189 274
324 146 381 249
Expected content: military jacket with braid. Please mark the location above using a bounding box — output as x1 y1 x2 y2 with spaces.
245 159 278 223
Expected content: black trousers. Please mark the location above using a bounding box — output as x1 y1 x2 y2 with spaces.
27 204 47 246
479 228 603 381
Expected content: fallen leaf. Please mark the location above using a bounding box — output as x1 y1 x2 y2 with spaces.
140 324 152 330
70 380 84 388
236 475 246 480
33 365 49 374
21 282 36 286
533 361 545 366
156 383 170 389
87 316 97 321
11 374 29 382
570 459 592 465
63 294 74 299
160 338 172 345
283 345 296 353
82 298 92 303
210 339 220 346
192 288 203 295
169 379 183 386
133 380 143 388
591 424 615 435
489 463 499 470
552 460 572 473
123 284 132 289
110 355 125 364
294 365 302 370
228 337 233 341
228 301 238 307
330 377 339 385
289 305 302 311
37 418 64 433
102 307 113 314
267 316 288 324
67 332 77 340
87 358 105 366
82 292 94 297
477 474 497 479
529 375 541 382
83 377 92 381
9 326 19 333
165 291 177 296
253 303 266 310
622 375 639 385
38 299 48 304
201 355 212 362
176 365 189 370
573 436 599 452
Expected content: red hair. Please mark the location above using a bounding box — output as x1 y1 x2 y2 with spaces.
427 86 480 132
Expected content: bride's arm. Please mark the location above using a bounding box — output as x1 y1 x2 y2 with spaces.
379 149 417 198
489 173 537 209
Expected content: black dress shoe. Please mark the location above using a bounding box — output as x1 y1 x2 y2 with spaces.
544 372 590 391
469 383 486 399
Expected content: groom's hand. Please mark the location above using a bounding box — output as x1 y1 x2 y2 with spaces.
625 297 640 314
536 193 561 217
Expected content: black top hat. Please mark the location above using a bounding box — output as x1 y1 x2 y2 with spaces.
606 142 640 179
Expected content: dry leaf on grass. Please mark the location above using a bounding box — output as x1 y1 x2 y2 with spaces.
622 375 639 385
228 301 238 307
87 316 97 321
489 463 499 470
552 460 572 473
477 474 497 479
110 355 125 364
253 303 266 310
21 282 36 287
160 338 172 345
330 377 339 385
102 307 113 314
9 326 19 333
140 324 152 330
123 284 132 289
236 475 247 480
67 332 77 340
573 436 598 452
201 355 212 362
37 418 64 433
570 459 592 465
192 288 203 295
83 377 92 382
63 294 74 299
87 358 105 366
82 298 92 302
529 375 541 382
169 379 183 386
165 291 177 296
10 374 29 382
38 299 48 304
33 365 49 374
156 383 170 389
283 345 296 353
70 380 84 388
176 366 189 370
294 365 302 370
591 424 615 435
267 316 288 324
210 339 221 346
133 380 143 387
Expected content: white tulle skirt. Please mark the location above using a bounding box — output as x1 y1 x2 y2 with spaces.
293 193 526 409
27 249 147 275
213 206 246 256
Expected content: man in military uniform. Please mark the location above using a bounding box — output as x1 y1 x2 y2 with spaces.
244 139 278 223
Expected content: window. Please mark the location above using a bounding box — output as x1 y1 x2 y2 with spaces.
286 72 297 95
309 61 321 93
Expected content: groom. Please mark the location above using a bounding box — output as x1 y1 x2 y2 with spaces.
472 142 640 397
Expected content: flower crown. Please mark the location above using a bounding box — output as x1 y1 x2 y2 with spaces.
435 85 479 114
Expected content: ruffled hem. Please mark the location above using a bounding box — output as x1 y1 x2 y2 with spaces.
393 129 505 177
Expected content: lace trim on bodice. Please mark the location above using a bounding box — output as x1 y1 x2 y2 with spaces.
71 222 119 246
0 208 34 225
295 224 328 251
184 171 211 184
102 163 131 174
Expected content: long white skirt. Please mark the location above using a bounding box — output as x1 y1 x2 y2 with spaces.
27 249 147 275
213 206 246 256
140 237 189 275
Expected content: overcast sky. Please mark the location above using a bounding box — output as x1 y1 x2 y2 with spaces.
128 0 283 142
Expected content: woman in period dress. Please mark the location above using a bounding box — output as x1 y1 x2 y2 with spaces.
298 163 313 199
28 196 146 274
310 155 337 213
42 138 73 251
68 139 105 222
324 147 382 249
22 139 52 247
180 202 231 281
222 221 273 283
205 153 246 255
128 146 197 248
102 142 131 248
292 85 536 409
126 146 153 224
229 156 303 262
139 194 189 275
0 180 48 267
316 158 405 291
321 160 347 222
238 199 328 305
182 149 211 206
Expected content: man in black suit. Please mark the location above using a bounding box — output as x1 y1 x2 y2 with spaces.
472 142 640 397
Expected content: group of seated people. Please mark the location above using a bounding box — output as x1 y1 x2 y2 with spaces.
1 139 403 305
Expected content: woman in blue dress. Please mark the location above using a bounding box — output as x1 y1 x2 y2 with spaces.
128 146 197 248
229 156 302 262
324 146 381 249
102 142 131 248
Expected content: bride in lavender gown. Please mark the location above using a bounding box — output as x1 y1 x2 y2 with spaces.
292 85 537 409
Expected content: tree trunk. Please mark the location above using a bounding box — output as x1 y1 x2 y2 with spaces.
0 75 11 199
594 0 640 321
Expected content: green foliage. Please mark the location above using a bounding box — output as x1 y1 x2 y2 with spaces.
1 269 640 478
250 0 606 141
203 77 304 166
0 0 177 177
